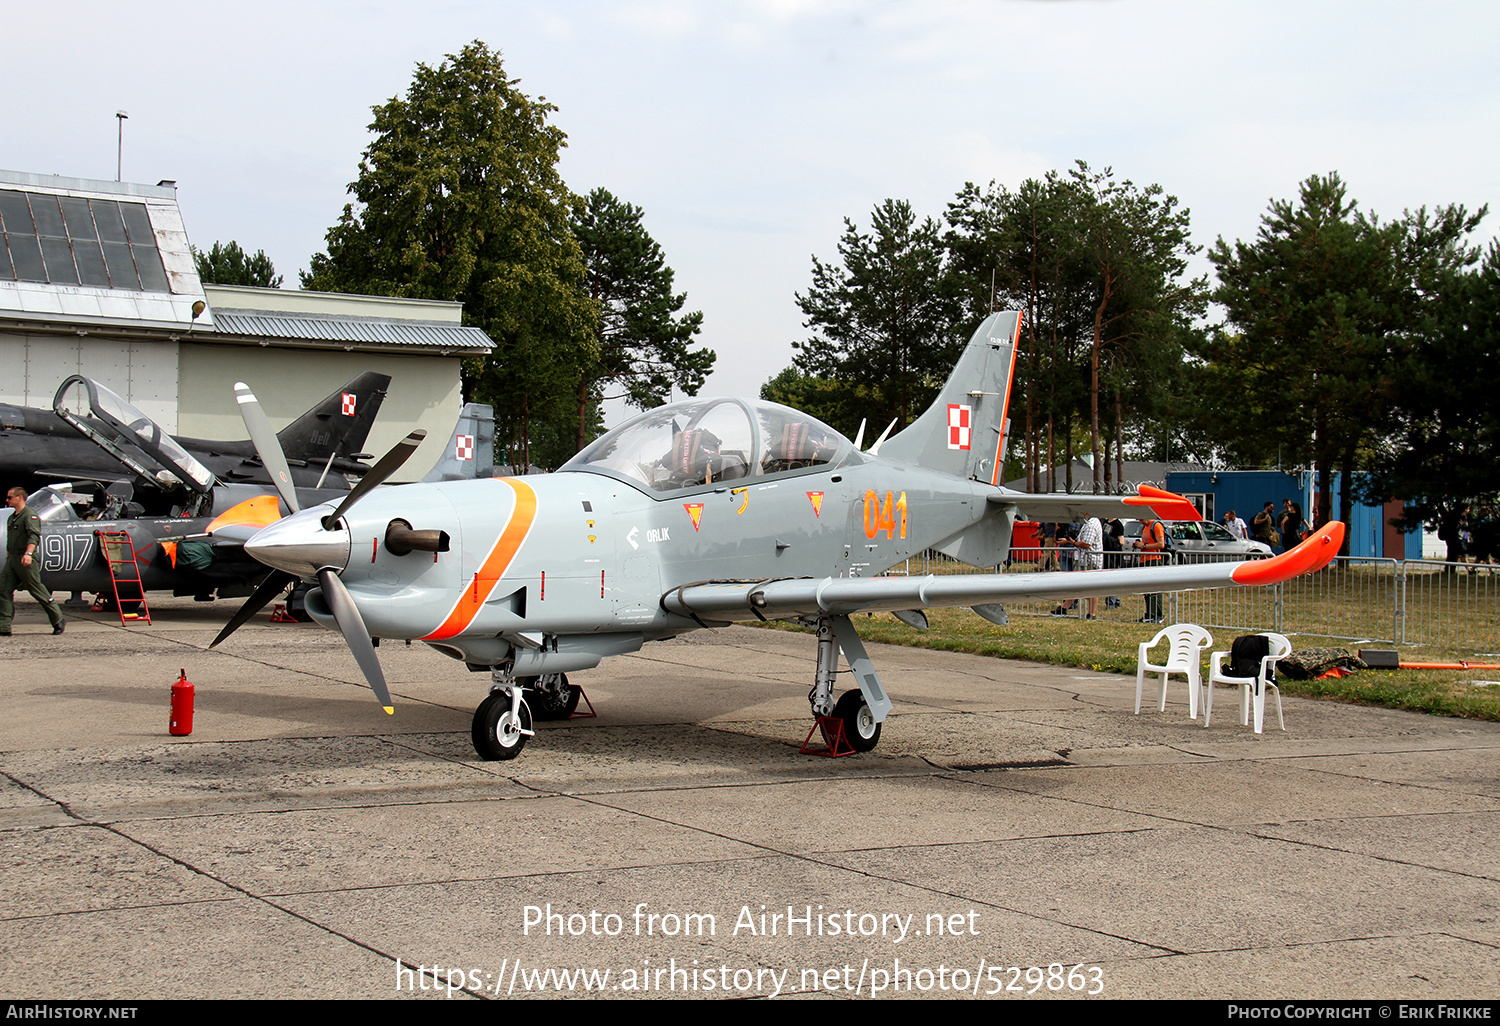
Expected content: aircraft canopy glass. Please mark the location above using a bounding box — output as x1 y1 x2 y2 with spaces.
53 376 216 494
563 398 855 492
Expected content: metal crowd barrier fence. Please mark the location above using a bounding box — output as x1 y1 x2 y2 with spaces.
882 549 1500 655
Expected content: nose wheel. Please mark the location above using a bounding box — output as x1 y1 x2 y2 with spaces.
472 690 533 760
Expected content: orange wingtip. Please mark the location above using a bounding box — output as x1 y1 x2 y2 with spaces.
1122 484 1204 522
1231 522 1345 586
206 494 284 535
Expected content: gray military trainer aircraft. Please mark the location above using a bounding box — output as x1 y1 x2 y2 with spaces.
212 311 1346 760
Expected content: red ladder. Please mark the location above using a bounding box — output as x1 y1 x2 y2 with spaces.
93 531 152 625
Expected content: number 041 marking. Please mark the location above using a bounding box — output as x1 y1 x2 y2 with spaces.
863 490 907 540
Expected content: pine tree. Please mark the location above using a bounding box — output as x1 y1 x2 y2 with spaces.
571 188 711 452
194 241 282 288
302 41 597 470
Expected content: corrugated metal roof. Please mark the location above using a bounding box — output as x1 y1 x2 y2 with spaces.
210 310 493 351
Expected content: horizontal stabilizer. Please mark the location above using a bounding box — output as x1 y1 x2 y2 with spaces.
993 483 1203 523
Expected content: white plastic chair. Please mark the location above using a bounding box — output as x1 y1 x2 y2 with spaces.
1204 632 1291 733
1135 623 1213 720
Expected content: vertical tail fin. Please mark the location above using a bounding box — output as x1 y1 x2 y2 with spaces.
877 311 1021 483
275 372 392 461
421 403 495 482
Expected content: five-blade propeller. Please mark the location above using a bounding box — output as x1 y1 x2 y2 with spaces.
216 382 428 714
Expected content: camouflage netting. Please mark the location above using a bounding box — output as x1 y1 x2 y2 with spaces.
1276 647 1370 680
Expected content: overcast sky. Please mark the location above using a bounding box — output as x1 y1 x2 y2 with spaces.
5 0 1497 416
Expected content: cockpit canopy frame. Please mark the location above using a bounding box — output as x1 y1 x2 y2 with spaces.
561 397 862 495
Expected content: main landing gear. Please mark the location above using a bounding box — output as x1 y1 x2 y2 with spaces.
832 689 881 752
805 614 893 754
523 672 581 721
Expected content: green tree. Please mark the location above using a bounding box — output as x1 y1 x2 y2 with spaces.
758 367 879 441
194 240 282 288
302 41 597 469
948 175 1091 491
1358 241 1499 561
945 165 1204 493
789 199 967 433
571 188 712 452
1069 163 1206 492
1205 173 1484 542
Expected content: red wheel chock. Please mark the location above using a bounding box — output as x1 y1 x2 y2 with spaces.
568 687 598 719
801 715 857 757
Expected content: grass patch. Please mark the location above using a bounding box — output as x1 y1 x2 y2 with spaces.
755 607 1500 722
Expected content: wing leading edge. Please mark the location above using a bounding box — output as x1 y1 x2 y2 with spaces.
665 522 1345 621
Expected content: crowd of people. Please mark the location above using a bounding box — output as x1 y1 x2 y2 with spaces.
1037 496 1315 624
1044 515 1166 623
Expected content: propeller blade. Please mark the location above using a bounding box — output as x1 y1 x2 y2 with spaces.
321 429 427 530
317 567 394 714
208 569 294 649
234 382 300 514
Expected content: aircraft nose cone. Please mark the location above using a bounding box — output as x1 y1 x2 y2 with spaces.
244 508 351 578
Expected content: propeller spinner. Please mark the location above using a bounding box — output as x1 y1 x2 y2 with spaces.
213 382 427 715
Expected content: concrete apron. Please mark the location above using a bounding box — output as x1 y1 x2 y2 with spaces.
1 597 1497 1000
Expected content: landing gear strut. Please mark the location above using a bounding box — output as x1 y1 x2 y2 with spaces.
805 614 893 754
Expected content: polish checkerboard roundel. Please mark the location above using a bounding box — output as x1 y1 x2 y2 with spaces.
947 404 971 450
341 393 357 417
455 434 474 461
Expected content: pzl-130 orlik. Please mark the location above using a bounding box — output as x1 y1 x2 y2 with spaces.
213 312 1344 760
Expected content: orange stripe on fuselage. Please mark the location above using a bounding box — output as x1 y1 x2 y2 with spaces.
421 478 538 641
990 311 1023 486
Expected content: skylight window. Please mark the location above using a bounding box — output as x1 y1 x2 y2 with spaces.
0 189 170 293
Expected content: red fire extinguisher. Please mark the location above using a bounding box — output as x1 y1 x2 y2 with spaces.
170 669 195 736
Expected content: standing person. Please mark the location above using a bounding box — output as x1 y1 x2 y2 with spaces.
1280 500 1308 549
1040 521 1058 572
1103 519 1124 609
1050 522 1079 614
1224 509 1248 540
1056 522 1076 573
1 487 65 636
1134 517 1167 623
1251 502 1277 548
1071 516 1103 619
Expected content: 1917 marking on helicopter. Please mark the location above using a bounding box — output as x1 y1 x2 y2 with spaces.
212 311 1345 760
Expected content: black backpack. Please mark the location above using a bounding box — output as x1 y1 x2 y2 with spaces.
1229 634 1274 680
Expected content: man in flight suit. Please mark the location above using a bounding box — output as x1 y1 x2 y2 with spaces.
2 487 65 636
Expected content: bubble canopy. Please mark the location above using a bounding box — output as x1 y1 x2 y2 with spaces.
561 397 861 494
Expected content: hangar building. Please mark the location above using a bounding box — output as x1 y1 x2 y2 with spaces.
0 168 493 478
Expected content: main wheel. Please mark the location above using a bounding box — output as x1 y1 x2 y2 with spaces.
472 691 533 761
522 673 580 720
832 689 881 752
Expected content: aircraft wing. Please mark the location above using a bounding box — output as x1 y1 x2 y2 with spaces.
992 484 1203 523
665 523 1344 621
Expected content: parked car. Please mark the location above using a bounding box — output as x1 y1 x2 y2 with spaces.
1120 519 1272 564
